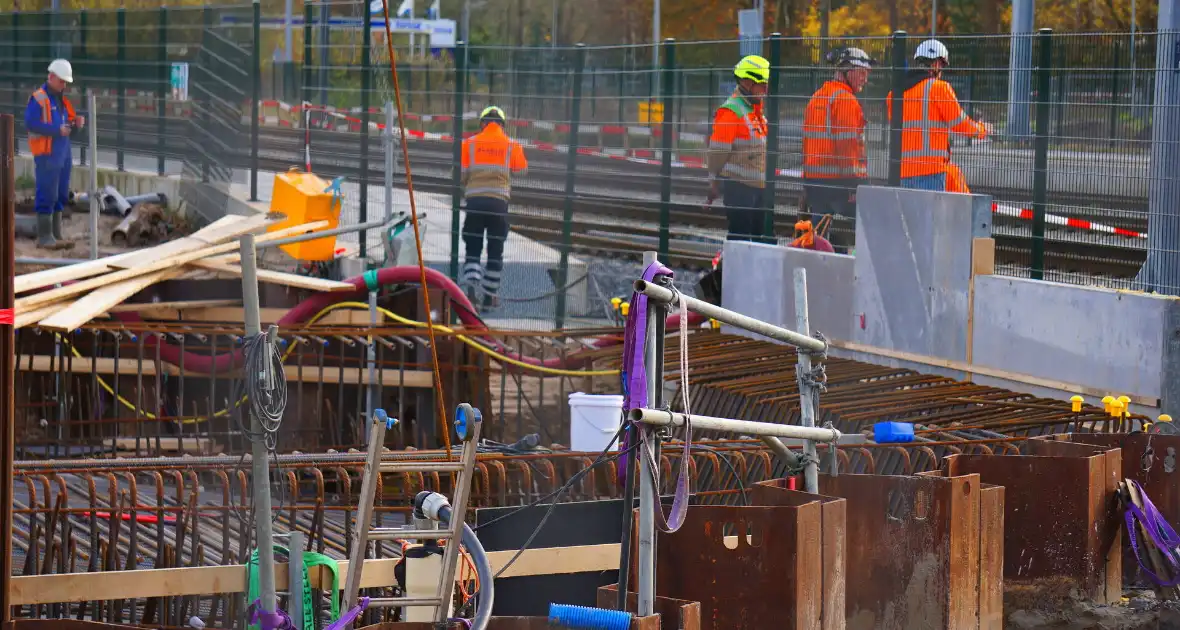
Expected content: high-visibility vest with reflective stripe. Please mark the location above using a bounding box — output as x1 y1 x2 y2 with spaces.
888 77 986 179
28 87 75 157
460 124 527 201
802 81 867 180
707 94 768 189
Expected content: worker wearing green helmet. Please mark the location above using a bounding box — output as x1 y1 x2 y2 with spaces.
705 54 772 243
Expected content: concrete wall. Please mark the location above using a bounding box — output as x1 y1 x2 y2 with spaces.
852 186 992 362
721 240 854 342
16 155 180 206
720 186 1180 415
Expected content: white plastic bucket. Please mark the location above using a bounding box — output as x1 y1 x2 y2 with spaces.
568 392 624 452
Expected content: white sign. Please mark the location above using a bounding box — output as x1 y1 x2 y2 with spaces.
170 62 189 101
738 9 762 56
230 16 458 48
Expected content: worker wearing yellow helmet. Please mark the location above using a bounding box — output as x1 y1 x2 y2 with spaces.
706 55 771 243
460 105 528 310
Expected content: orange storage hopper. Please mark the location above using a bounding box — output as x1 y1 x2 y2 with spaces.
266 169 342 261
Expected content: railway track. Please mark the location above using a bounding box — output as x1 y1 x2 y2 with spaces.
90 118 1150 278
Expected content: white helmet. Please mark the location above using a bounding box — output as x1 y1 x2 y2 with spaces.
914 39 949 65
47 59 73 83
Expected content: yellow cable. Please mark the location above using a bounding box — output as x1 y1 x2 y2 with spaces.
50 301 620 424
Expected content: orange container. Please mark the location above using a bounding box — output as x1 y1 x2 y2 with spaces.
266 169 342 261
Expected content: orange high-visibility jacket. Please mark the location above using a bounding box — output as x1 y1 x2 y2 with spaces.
28 86 76 157
802 81 867 180
887 77 987 179
946 162 970 193
460 123 528 201
707 92 768 189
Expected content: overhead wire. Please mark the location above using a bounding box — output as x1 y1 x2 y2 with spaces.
378 0 452 459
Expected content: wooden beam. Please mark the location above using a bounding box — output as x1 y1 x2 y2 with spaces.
8 543 621 605
14 301 71 329
108 299 243 314
187 259 355 293
15 221 328 312
829 339 1159 407
15 355 433 388
38 267 186 332
147 307 380 326
104 214 272 270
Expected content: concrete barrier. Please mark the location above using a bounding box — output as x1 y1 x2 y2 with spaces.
15 155 180 207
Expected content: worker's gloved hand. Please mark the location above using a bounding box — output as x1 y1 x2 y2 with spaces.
74 115 85 129
978 121 993 140
59 124 71 136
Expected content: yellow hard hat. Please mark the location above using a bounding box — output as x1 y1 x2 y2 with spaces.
734 55 770 84
479 105 506 122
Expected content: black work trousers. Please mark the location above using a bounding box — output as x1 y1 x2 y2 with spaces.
722 179 772 243
461 196 510 297
802 178 863 253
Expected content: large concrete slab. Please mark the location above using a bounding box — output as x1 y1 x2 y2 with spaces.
853 186 992 362
721 240 855 341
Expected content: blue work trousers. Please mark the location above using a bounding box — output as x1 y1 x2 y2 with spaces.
34 155 71 215
900 172 947 192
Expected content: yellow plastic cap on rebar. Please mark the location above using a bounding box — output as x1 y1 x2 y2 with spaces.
710 319 721 330
611 297 622 310
1070 395 1084 413
1160 414 1173 423
1101 395 1115 413
1110 400 1124 418
620 302 630 317
1118 396 1132 418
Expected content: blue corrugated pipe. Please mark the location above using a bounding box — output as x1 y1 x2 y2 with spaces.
548 603 632 630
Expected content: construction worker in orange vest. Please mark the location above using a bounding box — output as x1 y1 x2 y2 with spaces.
460 105 528 311
887 40 990 191
24 59 83 250
705 55 771 243
801 46 875 253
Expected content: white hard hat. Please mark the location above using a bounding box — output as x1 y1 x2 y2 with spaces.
47 59 73 83
914 39 949 64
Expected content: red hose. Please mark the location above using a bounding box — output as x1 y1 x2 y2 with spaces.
112 266 703 374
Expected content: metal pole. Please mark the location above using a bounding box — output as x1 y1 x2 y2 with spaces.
1030 28 1052 280
287 530 305 630
88 91 98 260
636 250 660 618
762 33 782 243
931 0 937 34
1006 0 1033 141
887 31 906 187
366 290 378 444
635 279 826 353
116 8 125 172
656 38 674 259
250 0 261 202
385 101 394 221
158 7 168 176
284 0 294 62
1137 0 1180 294
793 268 819 493
652 0 660 96
1 113 18 625
240 234 278 615
629 409 841 442
359 4 372 259
449 41 467 281
554 43 586 328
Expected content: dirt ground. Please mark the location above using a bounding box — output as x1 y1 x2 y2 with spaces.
1008 587 1180 629
14 202 130 271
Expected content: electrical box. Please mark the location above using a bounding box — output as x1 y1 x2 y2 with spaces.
267 169 342 261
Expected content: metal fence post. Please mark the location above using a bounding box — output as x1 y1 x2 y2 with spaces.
10 14 19 133
116 8 126 172
157 6 168 176
302 2 312 108
1109 41 1121 148
887 30 906 187
448 41 467 281
555 43 586 329
656 38 675 259
88 91 98 260
762 34 783 243
201 6 212 183
359 3 372 260
1030 28 1052 280
78 10 87 167
318 2 329 106
250 0 261 202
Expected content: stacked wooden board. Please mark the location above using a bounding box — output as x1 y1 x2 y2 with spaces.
14 213 356 331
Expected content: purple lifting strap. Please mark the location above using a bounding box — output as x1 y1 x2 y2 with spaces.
248 601 294 630
324 597 371 630
619 261 674 483
1124 480 1180 587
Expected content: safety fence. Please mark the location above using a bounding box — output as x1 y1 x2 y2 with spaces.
0 2 1175 314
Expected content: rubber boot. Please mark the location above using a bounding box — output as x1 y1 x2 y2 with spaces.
36 214 73 250
51 210 65 241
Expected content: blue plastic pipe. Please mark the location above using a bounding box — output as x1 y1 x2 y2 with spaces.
548 603 633 630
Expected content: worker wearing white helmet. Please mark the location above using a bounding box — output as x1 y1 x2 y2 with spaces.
24 59 84 250
886 39 990 191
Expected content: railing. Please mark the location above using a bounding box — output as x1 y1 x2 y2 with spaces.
1 1 1176 320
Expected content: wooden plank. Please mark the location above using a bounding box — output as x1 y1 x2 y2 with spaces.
13 215 251 294
14 355 433 388
105 214 265 270
38 267 186 332
830 339 1159 407
14 301 71 329
148 306 378 326
108 299 242 314
187 259 355 292
9 543 621 605
111 437 221 455
15 221 329 312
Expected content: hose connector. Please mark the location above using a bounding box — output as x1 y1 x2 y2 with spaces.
413 490 451 522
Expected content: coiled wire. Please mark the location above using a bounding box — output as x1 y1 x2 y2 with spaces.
237 332 287 450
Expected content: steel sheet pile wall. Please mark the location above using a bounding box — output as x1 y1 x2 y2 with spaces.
651 486 845 629
944 437 1124 605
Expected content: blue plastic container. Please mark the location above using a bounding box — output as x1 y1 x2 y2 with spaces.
874 421 915 443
